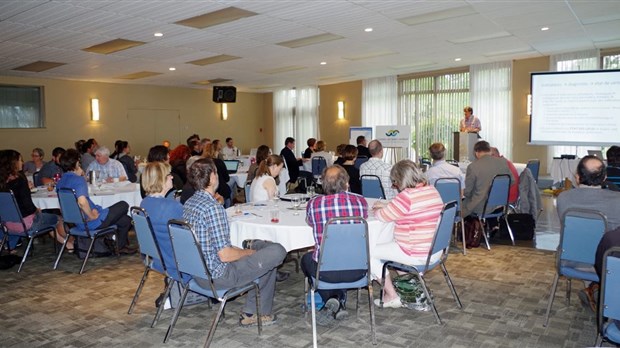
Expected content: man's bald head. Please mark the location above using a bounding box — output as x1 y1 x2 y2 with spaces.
576 156 606 186
368 140 383 158
322 165 350 194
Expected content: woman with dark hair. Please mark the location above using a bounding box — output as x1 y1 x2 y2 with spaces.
333 143 348 166
340 145 361 194
169 144 192 184
0 149 66 252
56 149 136 254
202 143 232 207
246 145 271 184
249 155 284 202
371 160 444 309
112 141 138 183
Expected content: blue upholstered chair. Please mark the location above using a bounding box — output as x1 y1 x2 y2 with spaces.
595 246 620 346
311 156 327 177
434 178 466 255
361 174 385 199
54 188 118 274
543 208 607 327
165 219 261 347
477 174 513 249
0 190 57 272
526 159 540 183
378 201 462 325
305 216 376 347
245 182 252 203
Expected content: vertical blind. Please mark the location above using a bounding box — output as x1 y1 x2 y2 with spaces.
0 85 44 128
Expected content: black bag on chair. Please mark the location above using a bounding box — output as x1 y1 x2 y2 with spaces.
499 214 535 240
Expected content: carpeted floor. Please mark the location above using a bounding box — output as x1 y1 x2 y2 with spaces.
0 233 604 347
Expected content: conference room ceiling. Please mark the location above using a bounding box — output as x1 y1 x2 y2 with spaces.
1 0 618 92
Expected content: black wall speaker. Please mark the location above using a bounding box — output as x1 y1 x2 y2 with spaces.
213 86 236 103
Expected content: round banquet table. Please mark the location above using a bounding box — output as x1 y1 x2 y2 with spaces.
31 182 142 211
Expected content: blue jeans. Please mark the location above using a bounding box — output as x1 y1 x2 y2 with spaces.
3 212 58 249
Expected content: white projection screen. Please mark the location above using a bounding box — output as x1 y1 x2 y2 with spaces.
530 69 620 146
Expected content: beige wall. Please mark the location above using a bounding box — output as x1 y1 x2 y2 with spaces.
317 81 362 150
0 76 267 158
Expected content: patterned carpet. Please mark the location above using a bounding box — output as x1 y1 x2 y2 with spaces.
0 233 604 348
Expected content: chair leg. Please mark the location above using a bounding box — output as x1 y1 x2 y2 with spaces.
53 233 70 270
79 237 97 274
479 218 491 250
440 263 462 308
367 282 377 345
594 333 603 347
254 283 262 336
419 276 442 325
164 284 190 343
128 266 150 314
356 289 360 317
460 216 466 255
379 262 390 307
566 279 571 306
17 237 35 273
503 215 515 246
0 233 8 255
543 273 560 327
152 279 174 328
311 288 318 348
204 298 229 348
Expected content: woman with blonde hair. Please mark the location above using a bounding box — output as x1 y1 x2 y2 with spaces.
249 155 284 202
371 159 444 309
310 140 334 166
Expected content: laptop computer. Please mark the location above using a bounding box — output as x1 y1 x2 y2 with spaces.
588 150 604 159
223 160 240 174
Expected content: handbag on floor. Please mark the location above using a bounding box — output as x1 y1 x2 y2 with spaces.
74 236 114 259
499 213 535 240
462 216 482 248
393 274 431 311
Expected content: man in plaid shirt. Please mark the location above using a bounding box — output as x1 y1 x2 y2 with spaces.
360 140 397 199
302 165 368 324
183 158 287 327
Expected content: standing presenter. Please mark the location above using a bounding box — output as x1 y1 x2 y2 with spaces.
459 106 481 133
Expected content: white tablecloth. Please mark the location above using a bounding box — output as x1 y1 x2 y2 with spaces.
32 182 142 210
230 170 248 187
227 198 395 275
549 158 579 185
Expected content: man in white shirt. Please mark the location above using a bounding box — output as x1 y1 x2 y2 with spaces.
425 142 465 190
359 140 397 199
221 137 238 159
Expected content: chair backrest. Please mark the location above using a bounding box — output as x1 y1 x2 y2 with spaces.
445 159 459 167
316 217 369 279
57 188 90 231
165 188 178 200
425 201 458 267
130 207 165 271
361 175 385 199
354 156 368 169
167 219 215 292
434 178 462 213
599 247 620 331
526 159 540 183
245 182 252 202
311 156 327 177
558 208 607 266
0 191 27 232
32 171 41 187
482 174 510 216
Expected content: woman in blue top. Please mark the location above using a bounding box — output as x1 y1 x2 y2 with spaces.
56 149 135 254
139 161 183 277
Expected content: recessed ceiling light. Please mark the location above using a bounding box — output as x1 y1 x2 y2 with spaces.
364 28 373 32
169 67 176 71
320 61 327 65
154 32 164 37
541 27 549 31
454 58 462 62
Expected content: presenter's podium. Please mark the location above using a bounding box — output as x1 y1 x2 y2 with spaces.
453 132 478 162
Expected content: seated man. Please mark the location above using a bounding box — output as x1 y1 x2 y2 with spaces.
38 147 65 186
183 158 286 326
87 146 128 182
462 141 513 217
280 137 312 191
425 142 465 191
221 137 238 158
301 165 368 325
356 135 371 158
606 145 620 191
80 138 97 172
303 138 317 159
359 140 397 199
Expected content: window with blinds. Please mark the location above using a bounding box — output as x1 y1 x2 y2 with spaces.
399 71 469 160
0 85 45 128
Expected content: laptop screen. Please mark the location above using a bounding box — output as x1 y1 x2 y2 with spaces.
223 160 240 173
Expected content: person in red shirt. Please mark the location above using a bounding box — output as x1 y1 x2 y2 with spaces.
491 147 519 204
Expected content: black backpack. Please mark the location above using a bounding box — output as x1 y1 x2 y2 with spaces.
74 236 114 259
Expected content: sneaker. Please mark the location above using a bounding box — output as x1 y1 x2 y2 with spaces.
239 312 277 327
578 283 598 313
276 271 290 282
315 308 335 326
374 296 403 308
324 298 340 315
242 239 263 250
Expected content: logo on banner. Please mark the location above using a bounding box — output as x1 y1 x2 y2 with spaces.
385 130 400 137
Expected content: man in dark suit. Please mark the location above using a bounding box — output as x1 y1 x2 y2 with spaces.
462 141 514 217
356 135 371 158
280 137 312 191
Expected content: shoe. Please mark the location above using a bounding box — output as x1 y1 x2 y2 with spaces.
315 308 335 326
324 298 339 315
155 292 165 308
578 283 598 313
374 296 403 308
239 312 277 327
276 271 290 282
119 246 138 255
242 239 263 250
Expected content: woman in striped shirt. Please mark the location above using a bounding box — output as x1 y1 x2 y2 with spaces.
372 160 444 308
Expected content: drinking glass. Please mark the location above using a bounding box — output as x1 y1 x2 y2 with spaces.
306 186 315 197
272 192 280 207
292 196 301 215
270 209 280 223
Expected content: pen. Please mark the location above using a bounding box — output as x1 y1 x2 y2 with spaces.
251 212 262 217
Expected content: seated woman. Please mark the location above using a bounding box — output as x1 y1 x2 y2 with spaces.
246 145 271 184
249 155 284 202
140 161 183 277
56 149 136 254
310 140 334 167
333 144 347 166
371 160 444 308
23 147 46 174
201 143 232 207
169 144 192 184
340 145 361 194
112 141 138 183
0 149 66 251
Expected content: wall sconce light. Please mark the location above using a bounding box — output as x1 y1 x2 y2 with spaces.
337 100 345 119
91 98 100 121
527 94 532 116
221 103 228 120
